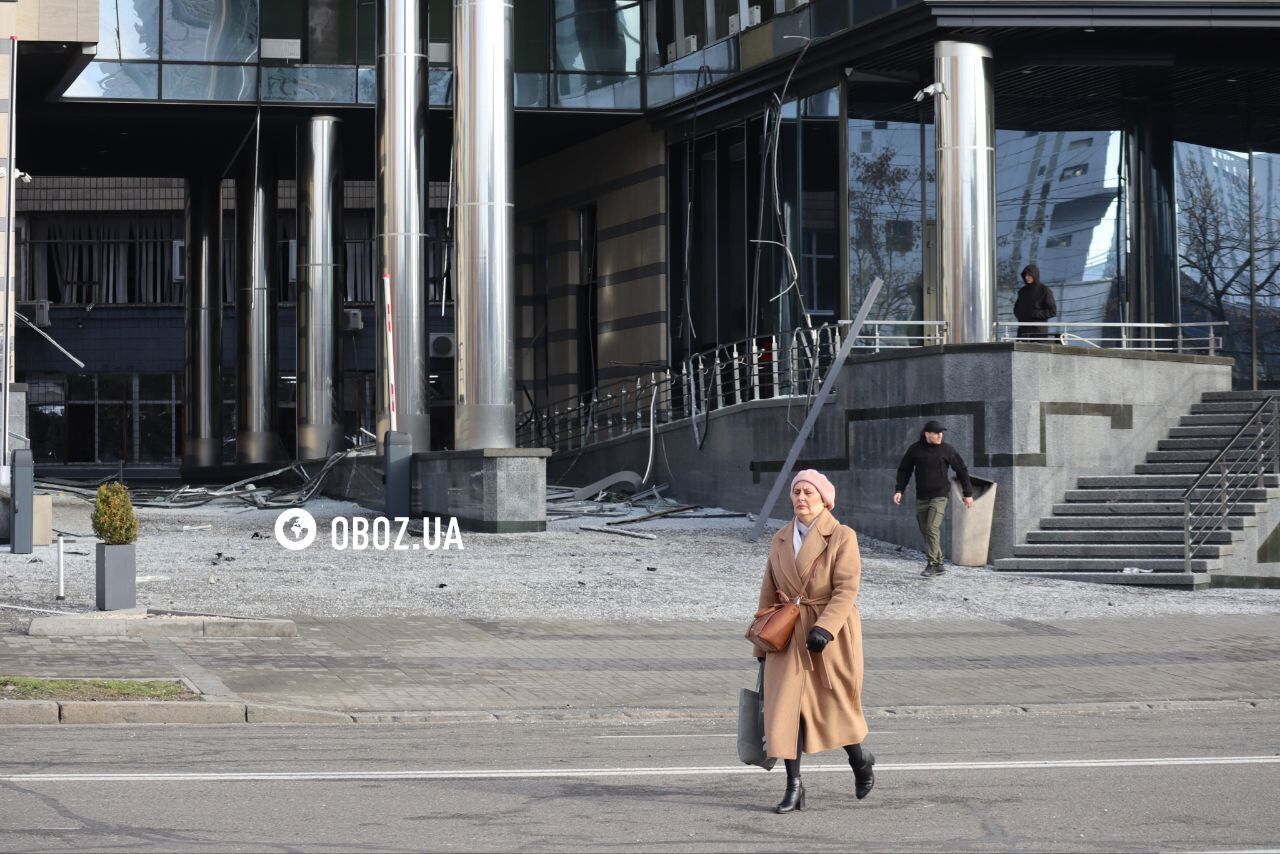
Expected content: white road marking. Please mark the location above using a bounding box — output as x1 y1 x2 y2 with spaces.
2 755 1276 784
593 734 739 739
593 731 897 739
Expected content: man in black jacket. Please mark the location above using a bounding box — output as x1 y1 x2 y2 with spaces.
1013 264 1057 340
893 421 974 577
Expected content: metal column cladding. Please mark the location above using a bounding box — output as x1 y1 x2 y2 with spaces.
375 0 430 451
935 41 997 345
182 176 223 469
453 0 516 449
297 114 345 461
236 137 282 464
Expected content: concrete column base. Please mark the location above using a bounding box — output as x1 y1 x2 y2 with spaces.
415 448 550 533
182 437 222 469
296 424 344 462
236 431 283 464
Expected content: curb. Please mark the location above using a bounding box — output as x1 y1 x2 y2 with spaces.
26 615 297 638
0 696 1274 726
59 700 247 724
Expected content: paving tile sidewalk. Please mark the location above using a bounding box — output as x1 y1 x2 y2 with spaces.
2 614 1278 718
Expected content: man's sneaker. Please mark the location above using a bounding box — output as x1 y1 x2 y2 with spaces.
920 562 941 577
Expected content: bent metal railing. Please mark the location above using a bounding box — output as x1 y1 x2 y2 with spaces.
516 320 946 453
1183 396 1280 573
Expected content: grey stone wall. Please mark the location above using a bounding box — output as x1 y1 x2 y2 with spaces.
545 344 1233 561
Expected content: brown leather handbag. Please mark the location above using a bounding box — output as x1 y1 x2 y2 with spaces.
746 559 820 653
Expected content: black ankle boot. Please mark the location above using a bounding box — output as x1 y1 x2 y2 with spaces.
850 751 875 800
775 778 806 813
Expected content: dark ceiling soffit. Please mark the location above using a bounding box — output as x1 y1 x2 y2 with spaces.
648 4 937 128
928 1 1280 28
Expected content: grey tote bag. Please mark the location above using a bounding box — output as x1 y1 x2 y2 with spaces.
737 661 777 770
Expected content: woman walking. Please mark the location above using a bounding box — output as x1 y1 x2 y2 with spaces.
754 469 874 813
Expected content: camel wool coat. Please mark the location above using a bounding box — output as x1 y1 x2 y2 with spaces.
753 509 867 759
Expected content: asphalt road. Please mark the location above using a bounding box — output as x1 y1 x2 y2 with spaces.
2 706 1279 852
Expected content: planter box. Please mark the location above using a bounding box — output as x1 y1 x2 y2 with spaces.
96 543 136 610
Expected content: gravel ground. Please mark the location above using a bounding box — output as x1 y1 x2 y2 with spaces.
2 491 1280 632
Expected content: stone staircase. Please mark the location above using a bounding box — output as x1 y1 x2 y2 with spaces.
994 391 1280 589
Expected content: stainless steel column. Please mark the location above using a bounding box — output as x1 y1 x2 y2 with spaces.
235 141 281 463
935 41 996 345
375 0 430 450
297 114 344 461
454 0 515 449
182 176 223 469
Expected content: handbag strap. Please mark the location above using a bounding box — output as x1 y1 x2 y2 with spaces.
756 659 765 693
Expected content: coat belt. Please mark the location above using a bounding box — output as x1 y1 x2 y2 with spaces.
793 595 835 691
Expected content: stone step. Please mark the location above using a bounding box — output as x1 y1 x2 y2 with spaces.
1025 529 1234 544
1012 543 1230 559
1038 515 1250 530
1179 413 1256 426
997 571 1211 589
1145 449 1260 463
1063 488 1277 502
1191 402 1272 414
1051 502 1264 516
1202 391 1280 402
993 557 1222 572
1076 474 1280 489
1157 438 1238 451
1167 425 1268 439
1134 462 1229 475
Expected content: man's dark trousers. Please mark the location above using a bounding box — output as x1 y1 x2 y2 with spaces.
916 496 947 566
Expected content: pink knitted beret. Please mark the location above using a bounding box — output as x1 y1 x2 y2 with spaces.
791 469 836 510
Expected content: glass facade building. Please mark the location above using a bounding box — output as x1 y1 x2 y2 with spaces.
17 0 1280 474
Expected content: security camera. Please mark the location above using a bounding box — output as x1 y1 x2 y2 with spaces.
17 171 31 184
912 82 945 102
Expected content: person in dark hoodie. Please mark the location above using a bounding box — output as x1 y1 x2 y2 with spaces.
893 421 974 577
1013 264 1057 340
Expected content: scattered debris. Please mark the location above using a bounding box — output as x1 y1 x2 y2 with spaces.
211 552 237 566
571 471 643 502
579 525 657 541
251 532 264 539
182 524 211 532
647 567 657 572
436 583 447 589
606 505 701 527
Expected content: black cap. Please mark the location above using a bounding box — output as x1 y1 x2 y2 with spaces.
923 420 947 433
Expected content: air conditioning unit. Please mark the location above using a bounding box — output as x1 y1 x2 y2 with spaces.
343 309 363 332
429 332 456 360
729 13 741 33
33 300 50 328
747 5 763 26
683 34 699 55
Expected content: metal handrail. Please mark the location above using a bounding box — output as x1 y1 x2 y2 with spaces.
1183 395 1280 573
997 321 1227 354
515 320 950 451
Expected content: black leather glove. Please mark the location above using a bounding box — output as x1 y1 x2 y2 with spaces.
807 627 833 653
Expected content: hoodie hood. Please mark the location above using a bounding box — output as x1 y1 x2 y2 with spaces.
1020 264 1042 286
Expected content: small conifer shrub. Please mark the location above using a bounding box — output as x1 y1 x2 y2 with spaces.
91 482 139 546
